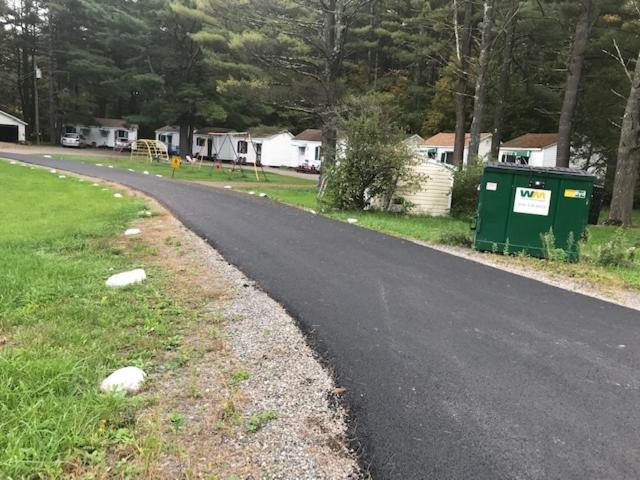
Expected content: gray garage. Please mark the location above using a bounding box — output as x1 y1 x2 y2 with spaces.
0 110 27 143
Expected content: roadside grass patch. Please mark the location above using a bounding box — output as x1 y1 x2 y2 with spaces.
52 153 316 186
246 410 278 434
0 161 191 477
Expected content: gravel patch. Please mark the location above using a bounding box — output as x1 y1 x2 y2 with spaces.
422 241 640 311
189 229 360 479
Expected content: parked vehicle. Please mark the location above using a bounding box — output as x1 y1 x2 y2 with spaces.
61 133 87 148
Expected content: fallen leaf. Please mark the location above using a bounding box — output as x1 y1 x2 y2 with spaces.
331 387 348 395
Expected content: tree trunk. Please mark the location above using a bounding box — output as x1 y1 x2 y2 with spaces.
608 50 640 227
453 0 473 167
321 0 339 167
47 9 57 145
468 0 496 163
556 0 593 168
491 0 518 159
179 123 192 157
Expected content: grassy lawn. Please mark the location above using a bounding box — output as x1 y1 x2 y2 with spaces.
0 161 193 477
52 153 316 186
240 185 640 290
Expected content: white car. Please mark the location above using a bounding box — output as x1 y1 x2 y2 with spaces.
61 133 87 148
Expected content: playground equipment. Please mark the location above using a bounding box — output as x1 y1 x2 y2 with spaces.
193 131 267 181
130 139 169 163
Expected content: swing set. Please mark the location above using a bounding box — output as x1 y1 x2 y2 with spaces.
193 131 268 182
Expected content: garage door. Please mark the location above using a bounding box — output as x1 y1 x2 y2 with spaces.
0 125 19 142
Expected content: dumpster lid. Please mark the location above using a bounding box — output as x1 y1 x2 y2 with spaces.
483 162 596 179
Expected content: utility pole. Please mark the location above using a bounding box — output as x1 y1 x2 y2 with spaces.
33 61 41 145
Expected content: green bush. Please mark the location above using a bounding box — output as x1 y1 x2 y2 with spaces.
451 163 483 217
321 95 420 210
594 228 637 267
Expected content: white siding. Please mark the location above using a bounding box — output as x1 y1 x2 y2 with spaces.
292 140 322 168
395 160 454 216
155 130 180 152
71 125 137 148
255 132 295 167
0 111 27 142
542 144 558 166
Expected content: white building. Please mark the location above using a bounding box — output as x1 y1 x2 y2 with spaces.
0 109 27 143
291 129 323 170
191 127 295 167
417 132 492 165
64 118 138 148
499 133 558 167
154 125 180 154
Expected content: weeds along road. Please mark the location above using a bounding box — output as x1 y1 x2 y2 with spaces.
4 153 640 480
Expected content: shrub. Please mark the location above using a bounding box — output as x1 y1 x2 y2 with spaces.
320 95 421 210
450 163 483 217
540 229 568 262
437 230 473 247
594 228 637 267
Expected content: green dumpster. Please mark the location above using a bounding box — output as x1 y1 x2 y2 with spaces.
473 163 595 260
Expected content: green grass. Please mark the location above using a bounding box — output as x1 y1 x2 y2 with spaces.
238 185 471 243
52 153 316 186
0 161 190 477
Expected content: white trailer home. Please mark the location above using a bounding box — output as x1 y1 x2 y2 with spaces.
498 133 558 167
417 132 492 165
154 125 180 154
192 127 294 167
64 118 138 148
0 110 27 143
291 129 323 170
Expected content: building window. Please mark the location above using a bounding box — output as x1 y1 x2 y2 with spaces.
196 137 205 147
255 143 262 164
314 146 321 161
427 148 437 160
237 140 248 154
116 130 128 139
440 151 454 164
502 153 529 165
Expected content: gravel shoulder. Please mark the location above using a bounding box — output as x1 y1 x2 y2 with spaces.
117 196 359 479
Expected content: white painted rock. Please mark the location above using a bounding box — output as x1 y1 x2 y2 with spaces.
143 170 149 175
155 174 162 178
78 179 84 182
309 209 317 215
248 191 256 195
105 268 146 287
92 183 99 187
259 193 267 197
124 228 141 236
10 161 16 165
127 168 135 172
224 185 232 189
58 175 66 179
96 163 103 166
43 155 52 158
50 169 57 173
347 218 358 224
113 193 122 198
100 366 146 394
108 165 114 169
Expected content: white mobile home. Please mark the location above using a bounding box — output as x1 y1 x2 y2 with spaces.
0 110 27 143
292 129 323 169
417 132 492 165
64 118 138 148
499 133 558 167
192 127 295 167
155 125 180 154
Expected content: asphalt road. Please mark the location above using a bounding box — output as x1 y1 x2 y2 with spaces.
4 152 640 479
